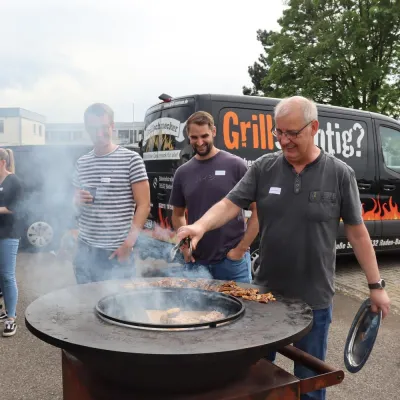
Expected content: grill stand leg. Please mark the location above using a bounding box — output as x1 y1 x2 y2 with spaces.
62 350 94 400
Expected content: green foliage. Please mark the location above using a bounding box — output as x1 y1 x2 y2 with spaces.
244 0 400 118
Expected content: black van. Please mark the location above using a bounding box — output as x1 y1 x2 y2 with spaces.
140 93 400 262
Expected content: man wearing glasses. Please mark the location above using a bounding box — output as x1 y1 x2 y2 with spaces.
72 103 150 284
177 96 390 400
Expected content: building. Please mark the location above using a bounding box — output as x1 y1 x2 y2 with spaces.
0 108 46 146
45 121 144 147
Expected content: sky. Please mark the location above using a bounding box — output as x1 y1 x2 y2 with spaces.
0 0 285 123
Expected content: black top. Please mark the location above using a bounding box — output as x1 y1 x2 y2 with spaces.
0 174 23 239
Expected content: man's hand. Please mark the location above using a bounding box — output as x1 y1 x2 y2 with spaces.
109 241 133 263
74 190 93 205
226 246 247 261
177 224 205 251
370 289 391 319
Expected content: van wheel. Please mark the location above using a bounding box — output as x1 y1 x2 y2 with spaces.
25 221 55 251
250 249 260 277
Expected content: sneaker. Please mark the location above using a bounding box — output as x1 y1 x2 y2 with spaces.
3 319 17 337
0 311 7 320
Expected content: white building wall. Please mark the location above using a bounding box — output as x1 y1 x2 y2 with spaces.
0 117 20 146
21 118 46 145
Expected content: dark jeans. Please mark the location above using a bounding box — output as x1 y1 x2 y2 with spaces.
184 251 252 283
266 304 333 400
73 240 136 284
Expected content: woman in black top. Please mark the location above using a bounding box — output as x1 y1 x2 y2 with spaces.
0 148 23 337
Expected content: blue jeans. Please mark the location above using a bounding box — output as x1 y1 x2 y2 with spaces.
0 239 19 318
73 240 136 284
184 251 252 283
266 305 333 400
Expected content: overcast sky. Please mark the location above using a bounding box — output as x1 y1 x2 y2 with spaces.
0 0 285 122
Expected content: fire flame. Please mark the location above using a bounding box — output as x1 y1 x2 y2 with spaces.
362 196 400 221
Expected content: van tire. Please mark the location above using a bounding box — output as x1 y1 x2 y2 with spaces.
22 220 56 252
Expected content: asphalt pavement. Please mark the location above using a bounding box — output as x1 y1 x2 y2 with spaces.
0 251 399 399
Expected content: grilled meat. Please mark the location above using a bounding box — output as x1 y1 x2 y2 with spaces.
122 278 276 304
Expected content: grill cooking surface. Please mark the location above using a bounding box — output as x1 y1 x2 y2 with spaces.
25 278 312 356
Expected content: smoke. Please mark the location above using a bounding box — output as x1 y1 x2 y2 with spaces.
12 142 215 329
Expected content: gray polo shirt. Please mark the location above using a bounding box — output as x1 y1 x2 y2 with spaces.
226 149 363 309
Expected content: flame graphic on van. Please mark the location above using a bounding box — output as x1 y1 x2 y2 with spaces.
362 197 400 221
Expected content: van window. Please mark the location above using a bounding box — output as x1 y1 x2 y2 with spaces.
380 126 400 173
142 99 195 161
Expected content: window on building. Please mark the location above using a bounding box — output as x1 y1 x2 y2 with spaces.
39 125 43 136
0 120 4 134
33 124 36 134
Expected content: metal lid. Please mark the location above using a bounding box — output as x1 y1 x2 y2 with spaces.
344 298 382 373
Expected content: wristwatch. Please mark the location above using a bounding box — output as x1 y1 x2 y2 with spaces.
368 279 386 290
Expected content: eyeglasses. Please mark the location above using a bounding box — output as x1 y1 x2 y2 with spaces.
272 121 313 139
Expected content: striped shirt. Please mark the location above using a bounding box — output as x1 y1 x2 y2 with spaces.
73 146 148 250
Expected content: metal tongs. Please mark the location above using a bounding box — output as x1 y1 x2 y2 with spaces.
169 237 192 262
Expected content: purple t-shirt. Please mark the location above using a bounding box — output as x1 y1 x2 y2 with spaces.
169 150 248 264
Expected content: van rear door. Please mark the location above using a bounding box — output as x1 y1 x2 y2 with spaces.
141 98 195 248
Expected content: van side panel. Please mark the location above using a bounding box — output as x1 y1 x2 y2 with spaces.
214 102 378 254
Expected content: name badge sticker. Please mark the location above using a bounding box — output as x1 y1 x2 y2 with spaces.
215 170 226 176
269 187 281 195
101 177 111 183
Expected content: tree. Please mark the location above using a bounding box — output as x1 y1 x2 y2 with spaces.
243 0 400 118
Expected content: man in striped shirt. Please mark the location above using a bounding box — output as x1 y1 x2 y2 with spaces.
72 103 150 284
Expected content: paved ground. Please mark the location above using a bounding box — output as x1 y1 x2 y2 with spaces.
335 251 400 314
0 251 399 399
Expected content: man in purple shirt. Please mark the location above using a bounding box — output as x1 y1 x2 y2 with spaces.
169 111 258 283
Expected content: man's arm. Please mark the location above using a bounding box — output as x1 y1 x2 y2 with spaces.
125 180 151 246
230 203 259 255
341 168 390 318
197 198 242 232
0 207 12 214
170 168 187 231
345 223 390 318
172 206 187 231
345 224 380 283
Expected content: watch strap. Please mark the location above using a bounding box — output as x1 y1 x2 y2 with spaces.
368 279 385 290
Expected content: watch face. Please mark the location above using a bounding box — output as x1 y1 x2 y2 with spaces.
381 279 386 288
